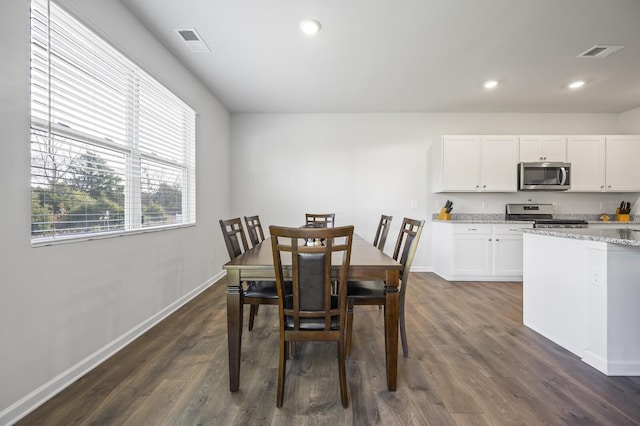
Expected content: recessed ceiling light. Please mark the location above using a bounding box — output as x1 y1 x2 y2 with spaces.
568 80 585 89
483 80 498 89
300 19 321 36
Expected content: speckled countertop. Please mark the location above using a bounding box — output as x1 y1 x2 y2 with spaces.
431 213 640 225
522 228 640 247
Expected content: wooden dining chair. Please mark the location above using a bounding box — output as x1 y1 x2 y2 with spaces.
269 224 354 408
346 217 424 358
305 213 335 228
373 214 393 251
219 217 281 331
244 215 265 248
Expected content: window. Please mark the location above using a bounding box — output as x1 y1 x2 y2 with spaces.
30 0 196 243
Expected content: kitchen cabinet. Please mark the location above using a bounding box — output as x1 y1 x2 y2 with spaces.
433 135 518 192
519 136 567 162
433 222 533 281
605 135 640 191
567 136 605 191
568 135 640 192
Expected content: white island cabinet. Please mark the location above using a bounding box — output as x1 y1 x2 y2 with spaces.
523 229 640 376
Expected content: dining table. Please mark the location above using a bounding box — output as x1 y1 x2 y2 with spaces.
223 234 403 392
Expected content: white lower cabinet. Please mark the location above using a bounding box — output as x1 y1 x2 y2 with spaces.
434 222 533 281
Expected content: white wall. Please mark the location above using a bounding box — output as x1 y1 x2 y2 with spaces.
0 1 231 423
231 113 638 272
620 106 640 133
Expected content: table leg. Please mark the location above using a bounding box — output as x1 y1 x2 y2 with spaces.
226 269 243 392
384 269 400 391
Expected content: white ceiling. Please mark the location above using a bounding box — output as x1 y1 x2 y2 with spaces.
119 0 640 114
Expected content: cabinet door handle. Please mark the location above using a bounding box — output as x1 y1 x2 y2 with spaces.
468 228 477 231
488 238 492 241
495 238 500 241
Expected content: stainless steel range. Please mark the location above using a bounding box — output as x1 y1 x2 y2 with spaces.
505 203 588 228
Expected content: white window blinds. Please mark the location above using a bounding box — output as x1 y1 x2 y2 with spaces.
30 0 196 243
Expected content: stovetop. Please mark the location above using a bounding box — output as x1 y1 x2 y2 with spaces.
505 203 588 227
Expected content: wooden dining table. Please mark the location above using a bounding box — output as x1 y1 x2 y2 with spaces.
223 234 402 392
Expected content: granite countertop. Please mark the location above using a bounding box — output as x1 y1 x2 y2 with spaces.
522 228 640 247
431 213 640 225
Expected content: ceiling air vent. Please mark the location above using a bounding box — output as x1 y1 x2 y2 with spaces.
577 45 625 58
175 28 211 53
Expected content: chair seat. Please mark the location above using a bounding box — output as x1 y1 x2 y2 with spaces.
244 281 292 298
347 280 386 299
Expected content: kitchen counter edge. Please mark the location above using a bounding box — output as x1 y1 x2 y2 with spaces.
521 228 640 247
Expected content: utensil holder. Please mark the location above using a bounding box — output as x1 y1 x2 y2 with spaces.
615 208 630 222
437 208 450 220
616 214 630 222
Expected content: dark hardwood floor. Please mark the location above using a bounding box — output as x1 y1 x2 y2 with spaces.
17 273 640 425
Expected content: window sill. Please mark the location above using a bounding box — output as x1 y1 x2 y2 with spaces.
31 223 196 248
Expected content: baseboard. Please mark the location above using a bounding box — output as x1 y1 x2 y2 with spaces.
1 271 225 426
583 351 640 376
410 266 434 272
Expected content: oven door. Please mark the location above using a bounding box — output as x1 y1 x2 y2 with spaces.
519 162 571 191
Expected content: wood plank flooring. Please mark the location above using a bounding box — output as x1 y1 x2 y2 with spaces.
17 273 640 425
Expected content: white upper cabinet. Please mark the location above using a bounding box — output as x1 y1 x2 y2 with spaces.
567 136 606 191
568 135 640 192
434 135 518 192
605 135 640 191
519 136 567 162
482 136 519 191
434 134 639 193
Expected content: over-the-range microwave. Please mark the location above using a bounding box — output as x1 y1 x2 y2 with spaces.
518 162 571 191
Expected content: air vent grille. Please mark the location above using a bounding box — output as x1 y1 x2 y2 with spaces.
578 45 625 58
175 28 210 53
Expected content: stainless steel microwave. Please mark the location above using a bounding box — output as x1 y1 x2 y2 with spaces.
518 162 571 191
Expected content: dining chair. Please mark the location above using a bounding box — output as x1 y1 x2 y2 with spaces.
219 217 281 331
373 214 393 251
346 217 424 358
244 215 265 248
305 213 335 228
269 224 354 408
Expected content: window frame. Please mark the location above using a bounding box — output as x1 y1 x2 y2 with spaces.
30 0 197 246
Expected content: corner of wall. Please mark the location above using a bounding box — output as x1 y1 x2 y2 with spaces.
619 107 640 133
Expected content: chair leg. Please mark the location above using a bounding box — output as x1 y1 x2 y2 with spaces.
399 298 408 357
338 338 349 408
346 300 354 356
248 304 259 331
277 335 287 408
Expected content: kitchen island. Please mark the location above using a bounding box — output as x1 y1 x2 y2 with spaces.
522 228 640 376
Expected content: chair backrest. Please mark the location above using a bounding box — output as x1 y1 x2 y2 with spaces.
373 214 393 251
244 215 265 247
219 217 249 260
392 217 425 295
270 225 354 332
305 213 335 228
